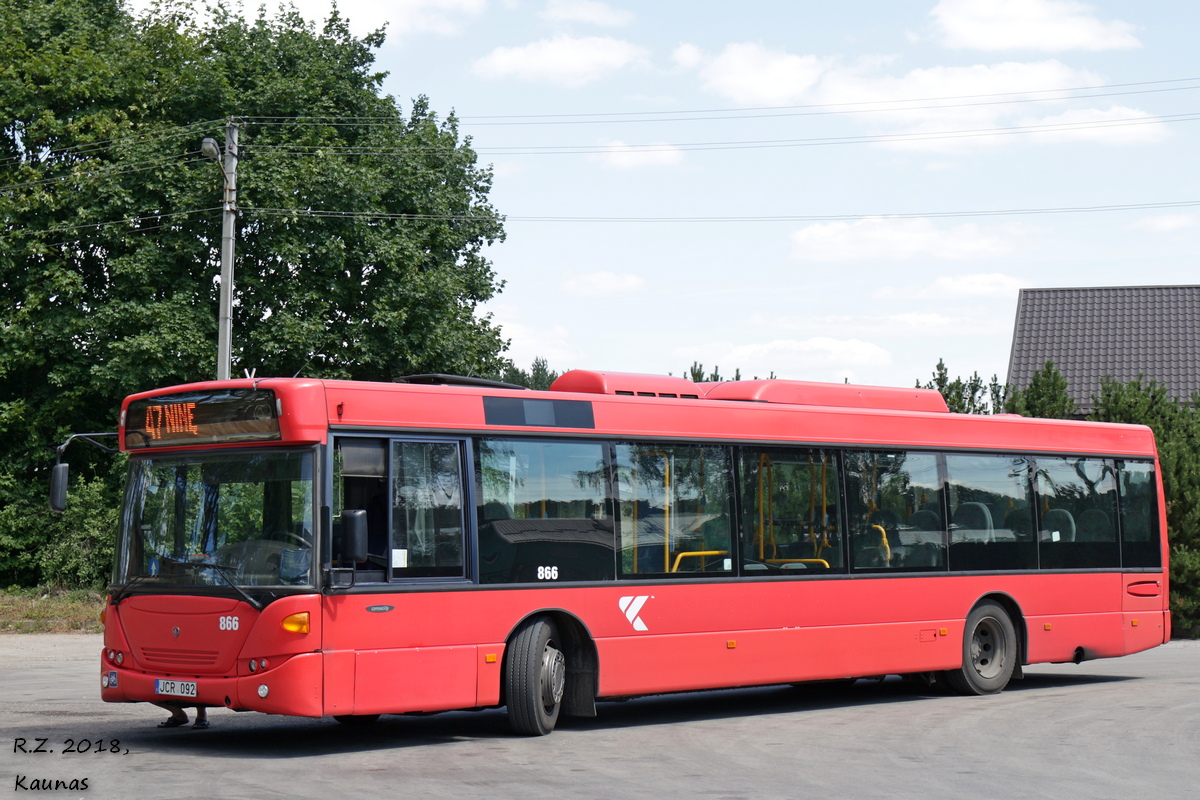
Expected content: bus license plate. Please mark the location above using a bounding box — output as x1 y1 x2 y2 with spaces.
154 679 197 698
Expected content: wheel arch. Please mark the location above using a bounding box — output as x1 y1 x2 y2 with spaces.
502 609 599 718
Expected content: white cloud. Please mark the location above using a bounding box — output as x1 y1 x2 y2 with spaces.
932 0 1141 52
888 311 957 331
540 0 633 27
674 337 892 380
472 35 647 87
560 270 647 297
295 0 486 36
814 60 1112 153
695 43 832 106
749 308 1003 337
873 272 1028 301
672 42 703 70
791 218 1034 262
590 140 684 169
678 46 1149 154
1129 214 1198 233
488 308 583 367
925 273 1027 298
1018 106 1167 145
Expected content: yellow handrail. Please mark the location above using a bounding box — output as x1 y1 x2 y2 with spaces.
871 523 892 564
671 550 728 572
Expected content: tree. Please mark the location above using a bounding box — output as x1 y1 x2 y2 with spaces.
917 359 1004 414
1004 360 1076 419
0 0 508 586
687 362 741 383
1091 376 1200 636
501 357 561 390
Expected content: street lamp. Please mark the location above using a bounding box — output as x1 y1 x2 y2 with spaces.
201 121 239 381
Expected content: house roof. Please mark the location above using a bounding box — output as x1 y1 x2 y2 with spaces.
1006 285 1200 415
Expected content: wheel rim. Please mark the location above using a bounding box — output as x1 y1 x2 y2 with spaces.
540 641 566 709
969 616 1008 680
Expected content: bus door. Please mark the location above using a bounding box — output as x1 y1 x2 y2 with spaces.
326 436 477 716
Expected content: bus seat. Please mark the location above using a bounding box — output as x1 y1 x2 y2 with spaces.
1040 508 1076 543
1076 509 1114 542
953 502 993 543
868 509 900 532
908 509 941 531
1004 508 1034 541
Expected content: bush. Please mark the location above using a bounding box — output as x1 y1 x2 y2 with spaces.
0 471 119 591
1170 545 1200 638
37 475 120 590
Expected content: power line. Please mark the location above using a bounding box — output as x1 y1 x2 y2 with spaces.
243 199 1200 224
0 120 221 169
240 77 1200 129
6 206 221 241
457 76 1200 122
459 83 1200 127
0 154 208 195
241 111 1198 158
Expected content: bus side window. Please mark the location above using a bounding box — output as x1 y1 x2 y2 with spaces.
614 443 734 577
391 440 466 580
738 448 843 574
944 453 1037 571
474 438 614 584
1035 457 1120 569
844 451 946 572
334 438 388 578
1118 461 1161 568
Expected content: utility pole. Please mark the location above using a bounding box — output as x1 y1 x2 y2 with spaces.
203 118 239 381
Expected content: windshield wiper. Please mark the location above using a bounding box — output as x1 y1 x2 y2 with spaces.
111 574 151 605
159 556 263 610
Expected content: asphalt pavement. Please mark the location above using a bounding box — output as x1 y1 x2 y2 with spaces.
2 634 1197 800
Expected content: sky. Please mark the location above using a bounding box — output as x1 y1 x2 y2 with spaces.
184 1 1200 388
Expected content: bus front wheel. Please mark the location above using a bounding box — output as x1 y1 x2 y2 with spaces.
945 601 1017 696
506 616 566 736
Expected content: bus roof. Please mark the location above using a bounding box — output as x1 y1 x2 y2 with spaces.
120 372 1158 459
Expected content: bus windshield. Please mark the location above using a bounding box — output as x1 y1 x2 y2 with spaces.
115 449 316 590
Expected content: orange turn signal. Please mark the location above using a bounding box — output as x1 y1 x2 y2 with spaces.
281 612 311 634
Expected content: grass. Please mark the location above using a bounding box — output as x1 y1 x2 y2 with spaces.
0 586 106 633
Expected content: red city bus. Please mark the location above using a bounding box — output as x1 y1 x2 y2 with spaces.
68 371 1169 735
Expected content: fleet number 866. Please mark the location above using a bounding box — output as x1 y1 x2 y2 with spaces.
218 615 240 630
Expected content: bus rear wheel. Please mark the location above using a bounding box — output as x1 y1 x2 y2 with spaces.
945 601 1017 696
506 616 566 736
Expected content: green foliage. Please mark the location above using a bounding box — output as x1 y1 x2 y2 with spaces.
1088 376 1200 636
1168 545 1200 639
35 472 121 589
1004 360 1077 418
1090 376 1200 553
0 0 508 587
917 359 1004 414
687 362 741 383
501 357 561 390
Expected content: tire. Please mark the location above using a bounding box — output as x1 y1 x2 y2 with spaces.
944 601 1017 696
506 616 566 736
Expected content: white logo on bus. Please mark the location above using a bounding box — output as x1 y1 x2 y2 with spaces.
618 596 650 631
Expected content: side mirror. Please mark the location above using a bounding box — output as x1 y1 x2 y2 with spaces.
340 509 368 564
49 463 69 513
